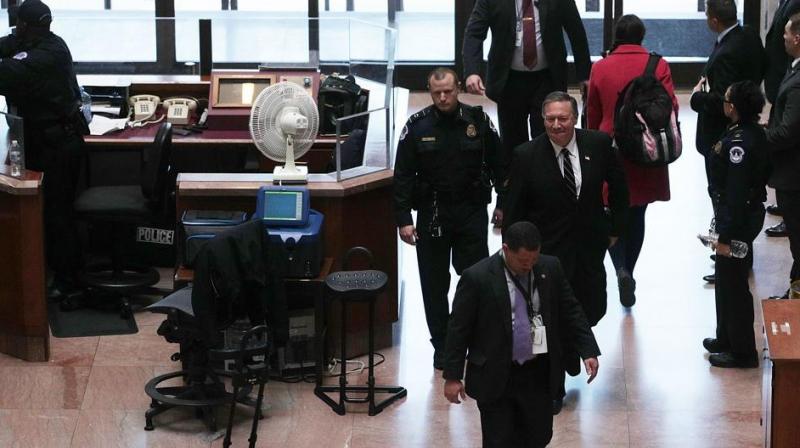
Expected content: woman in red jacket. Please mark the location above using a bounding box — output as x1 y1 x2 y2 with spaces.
586 14 678 308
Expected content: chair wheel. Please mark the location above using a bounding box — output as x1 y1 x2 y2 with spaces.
144 420 154 431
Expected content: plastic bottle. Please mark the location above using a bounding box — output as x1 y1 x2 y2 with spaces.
8 140 22 178
697 233 748 258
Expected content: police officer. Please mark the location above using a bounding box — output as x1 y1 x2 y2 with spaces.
0 0 87 298
703 80 769 369
393 67 507 369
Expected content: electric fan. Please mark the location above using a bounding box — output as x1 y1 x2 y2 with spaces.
249 81 319 183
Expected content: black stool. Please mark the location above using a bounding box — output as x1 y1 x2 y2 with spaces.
314 247 406 416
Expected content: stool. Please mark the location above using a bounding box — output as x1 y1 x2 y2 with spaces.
314 247 407 416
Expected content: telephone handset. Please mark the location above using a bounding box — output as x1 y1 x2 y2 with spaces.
163 97 198 125
129 95 160 122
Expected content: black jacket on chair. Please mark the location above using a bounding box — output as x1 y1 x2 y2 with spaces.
690 25 765 156
462 0 591 102
766 65 800 191
192 219 289 346
443 253 599 403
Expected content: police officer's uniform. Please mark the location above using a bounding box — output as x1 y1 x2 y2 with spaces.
393 103 507 362
709 121 769 363
0 1 87 288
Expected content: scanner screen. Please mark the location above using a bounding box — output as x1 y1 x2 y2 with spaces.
264 191 302 221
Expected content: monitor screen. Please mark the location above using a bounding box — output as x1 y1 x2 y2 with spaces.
263 190 303 221
217 78 271 107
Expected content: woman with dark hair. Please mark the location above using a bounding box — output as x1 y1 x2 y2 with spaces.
586 14 678 308
702 80 769 368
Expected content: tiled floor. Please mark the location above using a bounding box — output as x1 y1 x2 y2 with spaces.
0 93 784 447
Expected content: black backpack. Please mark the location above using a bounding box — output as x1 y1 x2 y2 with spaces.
613 53 682 166
317 73 369 135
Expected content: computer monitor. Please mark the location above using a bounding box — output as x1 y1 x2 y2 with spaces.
255 186 310 227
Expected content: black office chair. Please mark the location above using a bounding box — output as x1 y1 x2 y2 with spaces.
72 122 174 316
143 219 288 447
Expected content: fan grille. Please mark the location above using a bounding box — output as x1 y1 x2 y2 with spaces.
249 82 319 162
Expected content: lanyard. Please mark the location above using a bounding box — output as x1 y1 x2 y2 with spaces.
504 265 538 323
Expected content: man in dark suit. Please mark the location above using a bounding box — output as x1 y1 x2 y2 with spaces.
462 0 591 158
762 0 800 237
766 13 800 298
443 221 599 448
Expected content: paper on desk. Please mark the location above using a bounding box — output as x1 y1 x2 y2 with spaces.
89 115 128 135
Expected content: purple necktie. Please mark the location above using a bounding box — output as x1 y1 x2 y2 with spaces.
512 278 533 364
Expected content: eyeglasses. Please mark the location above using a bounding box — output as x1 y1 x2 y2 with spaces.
543 115 573 125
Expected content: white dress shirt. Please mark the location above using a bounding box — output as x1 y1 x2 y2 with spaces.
511 0 549 72
550 131 582 197
501 251 541 326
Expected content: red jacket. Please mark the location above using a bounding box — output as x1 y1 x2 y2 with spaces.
587 44 677 206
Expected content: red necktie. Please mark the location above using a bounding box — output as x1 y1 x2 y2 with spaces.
523 0 538 69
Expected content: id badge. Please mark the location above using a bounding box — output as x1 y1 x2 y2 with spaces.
530 315 547 354
515 29 523 48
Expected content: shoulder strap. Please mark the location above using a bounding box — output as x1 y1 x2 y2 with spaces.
643 52 662 77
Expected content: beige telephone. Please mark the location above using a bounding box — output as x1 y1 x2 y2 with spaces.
163 97 198 125
129 94 160 122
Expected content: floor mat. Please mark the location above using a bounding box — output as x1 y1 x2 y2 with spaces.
47 300 139 338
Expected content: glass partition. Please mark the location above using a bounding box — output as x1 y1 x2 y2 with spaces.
0 112 24 177
332 106 391 181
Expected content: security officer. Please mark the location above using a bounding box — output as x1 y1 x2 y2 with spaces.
393 67 507 369
703 80 768 369
0 0 88 298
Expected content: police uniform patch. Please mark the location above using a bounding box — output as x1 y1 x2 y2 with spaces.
399 125 408 141
12 51 27 60
729 146 745 164
466 123 477 138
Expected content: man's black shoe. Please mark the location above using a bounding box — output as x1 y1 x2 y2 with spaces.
767 204 782 216
703 274 715 284
708 352 758 368
552 398 563 415
433 350 444 370
617 269 636 308
702 338 728 353
765 221 788 237
768 289 790 300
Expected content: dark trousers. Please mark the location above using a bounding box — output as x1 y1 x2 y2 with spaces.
714 205 764 359
609 205 648 275
26 127 86 284
478 356 553 448
497 70 555 156
777 189 800 282
415 202 488 350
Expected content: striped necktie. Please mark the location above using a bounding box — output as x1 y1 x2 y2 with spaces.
561 148 577 200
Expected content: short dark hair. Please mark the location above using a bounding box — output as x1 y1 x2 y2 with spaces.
613 14 646 47
427 67 460 88
790 12 800 35
503 221 541 251
706 0 738 27
541 91 579 118
727 80 765 123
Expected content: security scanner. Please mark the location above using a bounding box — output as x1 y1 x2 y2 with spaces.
255 185 324 278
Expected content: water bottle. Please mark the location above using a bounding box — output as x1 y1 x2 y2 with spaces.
80 87 93 124
697 233 748 258
8 140 22 178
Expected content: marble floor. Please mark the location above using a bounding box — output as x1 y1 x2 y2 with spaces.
0 93 786 447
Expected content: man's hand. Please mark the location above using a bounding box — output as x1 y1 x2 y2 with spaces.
692 76 707 95
491 208 504 228
584 357 599 384
465 74 486 96
444 379 467 404
399 225 418 246
608 236 618 248
716 242 732 258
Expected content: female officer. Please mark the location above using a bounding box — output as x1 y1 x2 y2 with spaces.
703 80 769 368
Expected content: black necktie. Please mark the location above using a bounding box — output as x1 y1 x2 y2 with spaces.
561 148 577 200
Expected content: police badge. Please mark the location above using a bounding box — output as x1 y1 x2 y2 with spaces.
466 124 477 138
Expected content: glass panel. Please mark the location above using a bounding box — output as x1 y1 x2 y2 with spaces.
395 0 453 61
50 13 157 62
332 105 391 180
237 0 307 12
48 0 103 10
624 0 744 59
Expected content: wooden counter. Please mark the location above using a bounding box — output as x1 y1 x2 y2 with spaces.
762 299 800 448
0 167 48 361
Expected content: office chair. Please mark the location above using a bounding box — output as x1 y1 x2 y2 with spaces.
143 219 288 446
71 122 174 317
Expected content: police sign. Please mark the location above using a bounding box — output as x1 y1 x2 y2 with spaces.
136 227 174 245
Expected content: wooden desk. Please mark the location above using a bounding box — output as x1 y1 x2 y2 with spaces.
175 170 397 354
762 299 800 447
0 168 48 361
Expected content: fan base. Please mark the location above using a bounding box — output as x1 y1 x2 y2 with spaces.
273 165 309 184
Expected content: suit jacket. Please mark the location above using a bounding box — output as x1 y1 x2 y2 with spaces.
765 0 800 103
586 44 676 206
462 0 591 102
690 25 766 156
443 252 600 404
766 65 800 191
504 129 629 263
